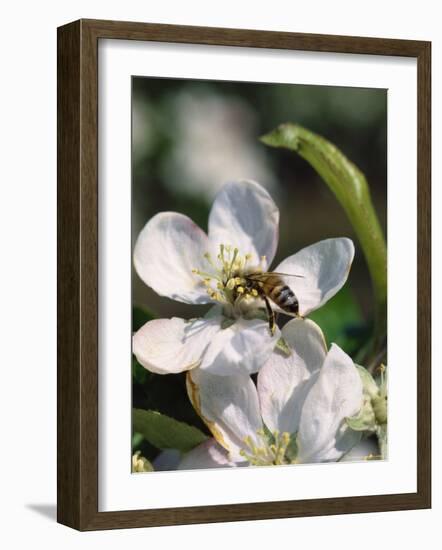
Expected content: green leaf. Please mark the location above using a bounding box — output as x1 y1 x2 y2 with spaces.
308 286 365 355
133 409 208 453
261 124 387 360
132 305 155 332
132 431 144 450
132 356 151 385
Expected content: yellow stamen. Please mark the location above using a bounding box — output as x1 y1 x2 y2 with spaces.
226 278 236 290
228 248 239 278
240 429 293 466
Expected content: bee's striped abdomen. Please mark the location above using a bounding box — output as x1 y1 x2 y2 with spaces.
270 285 299 315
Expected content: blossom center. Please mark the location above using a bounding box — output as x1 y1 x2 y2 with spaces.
239 429 294 466
192 244 266 305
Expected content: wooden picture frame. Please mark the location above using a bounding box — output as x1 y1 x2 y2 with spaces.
57 18 431 531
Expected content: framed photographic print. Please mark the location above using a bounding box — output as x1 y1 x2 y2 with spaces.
57 19 431 530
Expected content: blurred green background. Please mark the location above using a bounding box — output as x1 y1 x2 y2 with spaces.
131 77 387 462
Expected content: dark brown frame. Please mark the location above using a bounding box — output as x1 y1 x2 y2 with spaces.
57 18 431 531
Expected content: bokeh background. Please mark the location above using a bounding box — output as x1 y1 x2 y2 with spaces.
131 77 387 463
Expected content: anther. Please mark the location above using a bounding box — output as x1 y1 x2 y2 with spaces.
226 278 236 290
228 248 239 277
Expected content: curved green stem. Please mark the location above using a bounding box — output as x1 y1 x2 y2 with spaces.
261 123 387 358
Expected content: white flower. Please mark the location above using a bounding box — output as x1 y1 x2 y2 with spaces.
133 180 354 377
182 318 364 467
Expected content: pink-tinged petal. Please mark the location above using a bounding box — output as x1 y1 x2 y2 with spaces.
187 369 262 461
208 180 279 269
275 238 355 316
134 212 212 304
297 344 363 463
257 318 326 434
200 317 280 376
178 439 238 470
133 316 221 375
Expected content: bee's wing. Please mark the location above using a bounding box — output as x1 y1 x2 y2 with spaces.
246 272 301 316
242 273 278 294
246 272 305 286
267 271 305 279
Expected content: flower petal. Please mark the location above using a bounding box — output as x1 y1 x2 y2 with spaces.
297 343 363 463
200 317 280 376
274 238 355 315
133 316 221 374
152 449 182 471
178 439 238 470
134 212 212 304
257 318 327 434
187 369 262 461
208 180 279 269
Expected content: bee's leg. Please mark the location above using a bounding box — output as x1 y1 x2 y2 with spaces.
263 296 276 335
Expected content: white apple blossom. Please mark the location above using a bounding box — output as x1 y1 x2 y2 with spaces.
181 318 364 468
133 180 354 377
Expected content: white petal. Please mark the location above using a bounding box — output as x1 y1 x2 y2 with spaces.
297 344 363 463
134 212 212 304
133 316 221 374
275 238 355 316
318 423 362 462
257 318 327 434
208 180 279 269
178 439 238 470
200 317 280 376
187 369 262 461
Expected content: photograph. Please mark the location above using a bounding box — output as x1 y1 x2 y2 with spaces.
130 77 388 473
0 1 434 542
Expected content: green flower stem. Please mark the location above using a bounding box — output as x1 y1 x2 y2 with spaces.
261 124 387 358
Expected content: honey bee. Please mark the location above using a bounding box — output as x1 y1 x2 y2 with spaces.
233 272 304 334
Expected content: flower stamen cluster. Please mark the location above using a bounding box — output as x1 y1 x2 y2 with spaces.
239 429 293 466
192 244 266 306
